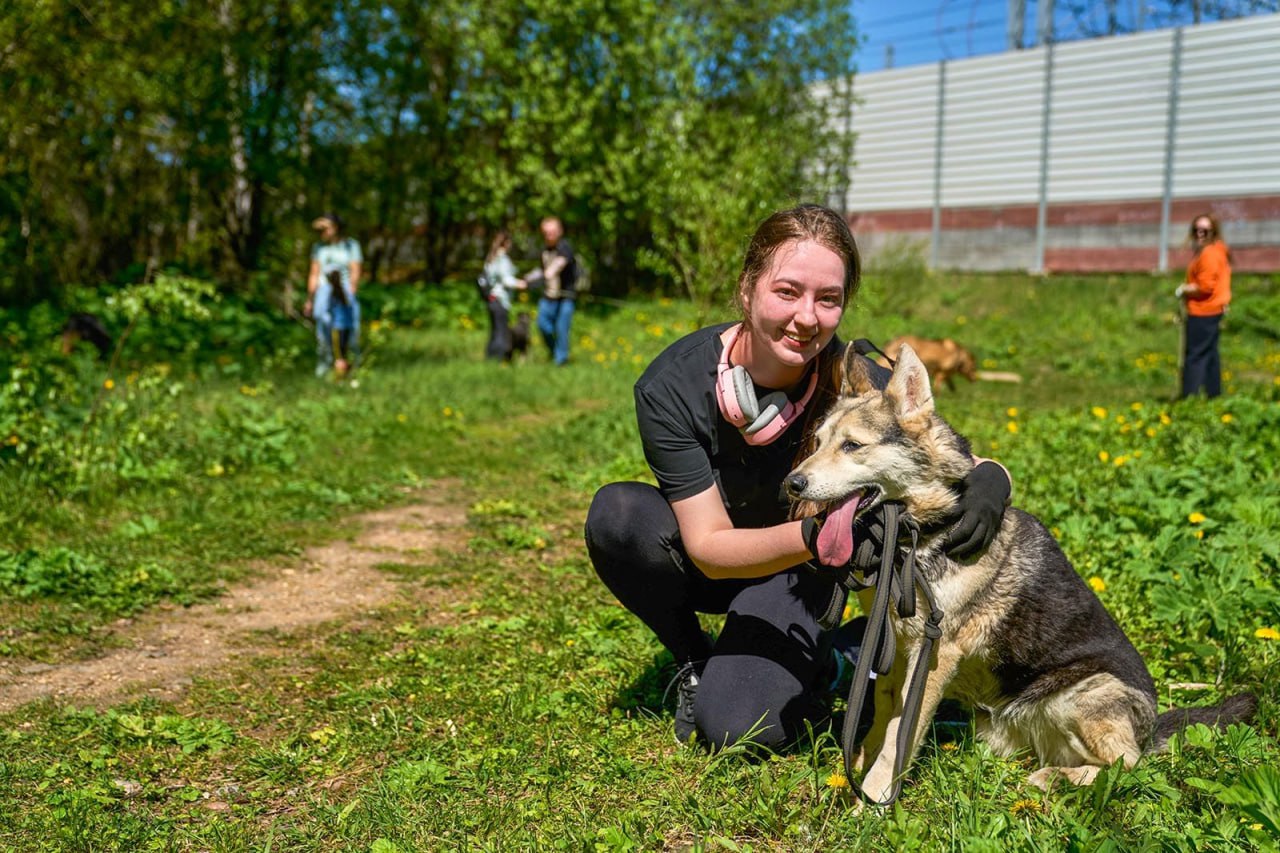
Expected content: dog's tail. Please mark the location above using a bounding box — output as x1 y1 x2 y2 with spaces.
1148 691 1257 753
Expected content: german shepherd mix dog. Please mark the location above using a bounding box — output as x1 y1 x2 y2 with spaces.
786 344 1255 801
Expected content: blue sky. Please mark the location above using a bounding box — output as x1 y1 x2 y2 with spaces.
853 0 1276 72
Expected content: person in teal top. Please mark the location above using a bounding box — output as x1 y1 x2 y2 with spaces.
305 212 363 378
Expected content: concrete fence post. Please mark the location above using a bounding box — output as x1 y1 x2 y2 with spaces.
1158 28 1184 273
1033 42 1055 274
930 60 947 271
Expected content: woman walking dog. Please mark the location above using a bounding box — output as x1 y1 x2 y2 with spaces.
585 204 1012 750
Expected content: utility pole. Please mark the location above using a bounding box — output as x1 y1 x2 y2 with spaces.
1009 0 1026 48
1037 0 1055 45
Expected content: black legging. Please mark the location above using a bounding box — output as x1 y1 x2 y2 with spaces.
585 481 839 750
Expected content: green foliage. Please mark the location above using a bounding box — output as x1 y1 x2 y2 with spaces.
0 548 179 615
1 0 859 302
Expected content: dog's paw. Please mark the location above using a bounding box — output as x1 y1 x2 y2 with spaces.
1028 764 1101 791
1027 767 1059 792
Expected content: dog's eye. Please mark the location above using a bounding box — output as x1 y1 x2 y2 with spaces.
841 440 862 453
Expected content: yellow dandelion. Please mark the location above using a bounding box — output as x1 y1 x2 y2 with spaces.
1146 427 1157 438
1098 451 1110 463
396 413 408 423
1006 407 1019 418
1088 576 1106 593
1130 402 1144 411
103 378 115 390
1091 406 1108 419
442 407 454 417
1113 455 1128 466
206 462 225 477
5 435 18 446
1007 421 1019 434
956 315 967 325
1159 412 1172 425
1255 627 1280 641
565 639 576 647
940 742 959 751
1051 526 1062 537
1221 413 1234 424
1194 530 1205 540
1249 823 1264 831
842 603 855 622
1010 798 1043 816
1188 512 1206 524
826 773 849 789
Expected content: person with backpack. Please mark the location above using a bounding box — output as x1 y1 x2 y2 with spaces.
480 230 527 361
304 213 363 378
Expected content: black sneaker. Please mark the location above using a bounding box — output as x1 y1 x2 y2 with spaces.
663 661 703 744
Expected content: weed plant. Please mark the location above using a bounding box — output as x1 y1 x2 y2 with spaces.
0 270 1277 850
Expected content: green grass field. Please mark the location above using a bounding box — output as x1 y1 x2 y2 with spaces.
1 270 1278 850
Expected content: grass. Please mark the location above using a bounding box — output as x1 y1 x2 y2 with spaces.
1 269 1278 850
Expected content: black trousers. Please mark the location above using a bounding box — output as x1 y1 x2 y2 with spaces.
585 481 840 749
486 301 511 361
1182 313 1223 398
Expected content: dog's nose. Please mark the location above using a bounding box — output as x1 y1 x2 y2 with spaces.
784 472 808 497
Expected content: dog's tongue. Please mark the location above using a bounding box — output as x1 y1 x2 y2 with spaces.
816 492 863 565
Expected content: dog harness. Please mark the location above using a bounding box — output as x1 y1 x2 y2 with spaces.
824 503 945 807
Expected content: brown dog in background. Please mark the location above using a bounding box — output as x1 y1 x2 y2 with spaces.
877 335 977 390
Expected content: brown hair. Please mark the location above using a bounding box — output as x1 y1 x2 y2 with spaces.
736 204 861 315
486 230 512 264
1188 213 1232 263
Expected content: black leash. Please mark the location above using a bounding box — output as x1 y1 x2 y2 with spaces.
832 503 945 806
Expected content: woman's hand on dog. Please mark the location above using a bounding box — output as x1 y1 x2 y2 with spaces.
927 461 1012 558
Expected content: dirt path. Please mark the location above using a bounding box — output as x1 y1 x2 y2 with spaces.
0 496 468 713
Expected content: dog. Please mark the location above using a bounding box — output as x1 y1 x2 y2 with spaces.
877 335 977 390
785 343 1255 801
60 313 112 360
507 311 531 361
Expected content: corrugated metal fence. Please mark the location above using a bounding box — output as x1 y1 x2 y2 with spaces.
831 14 1280 272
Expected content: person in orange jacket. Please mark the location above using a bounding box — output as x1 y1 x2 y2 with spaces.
1176 213 1232 398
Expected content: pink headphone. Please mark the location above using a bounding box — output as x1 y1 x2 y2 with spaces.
716 324 819 446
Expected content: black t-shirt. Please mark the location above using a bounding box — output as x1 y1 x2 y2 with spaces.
634 323 889 529
545 238 578 298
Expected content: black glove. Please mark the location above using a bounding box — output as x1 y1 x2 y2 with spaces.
926 461 1011 558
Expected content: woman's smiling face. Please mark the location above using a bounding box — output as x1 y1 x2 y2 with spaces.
739 239 846 385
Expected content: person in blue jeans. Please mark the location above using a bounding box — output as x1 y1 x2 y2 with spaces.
520 216 578 366
304 212 362 378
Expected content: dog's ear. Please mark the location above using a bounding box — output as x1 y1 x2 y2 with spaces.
885 343 935 427
839 343 876 397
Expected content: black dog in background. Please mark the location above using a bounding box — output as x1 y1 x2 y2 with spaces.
61 313 112 360
507 312 531 361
